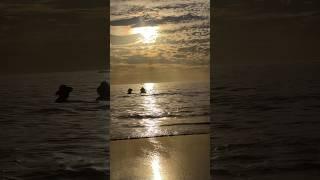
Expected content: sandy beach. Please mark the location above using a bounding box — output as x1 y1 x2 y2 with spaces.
110 134 210 180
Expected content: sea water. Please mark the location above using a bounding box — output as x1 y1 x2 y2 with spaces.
211 63 320 179
110 81 210 140
0 71 109 179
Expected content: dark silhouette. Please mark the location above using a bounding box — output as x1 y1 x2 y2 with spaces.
127 88 133 94
55 85 73 103
96 81 110 101
140 87 146 94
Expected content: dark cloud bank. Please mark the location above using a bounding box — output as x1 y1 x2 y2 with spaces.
0 0 108 74
213 0 320 65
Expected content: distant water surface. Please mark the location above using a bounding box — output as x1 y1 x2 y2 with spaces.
111 81 210 140
0 71 109 179
211 63 320 179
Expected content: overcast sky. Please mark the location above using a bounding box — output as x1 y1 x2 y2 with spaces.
110 0 210 84
212 0 320 65
0 0 107 74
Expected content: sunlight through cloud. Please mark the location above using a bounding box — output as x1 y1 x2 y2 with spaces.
131 26 159 43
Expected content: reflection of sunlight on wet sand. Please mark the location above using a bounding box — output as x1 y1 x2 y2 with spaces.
110 134 210 180
140 82 166 180
142 83 164 179
151 155 162 180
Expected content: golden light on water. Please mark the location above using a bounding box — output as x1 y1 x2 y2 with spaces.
141 82 165 137
144 82 155 92
131 26 159 43
143 82 163 180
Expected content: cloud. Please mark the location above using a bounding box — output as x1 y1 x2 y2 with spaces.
111 34 142 45
214 0 320 20
0 0 108 73
111 14 208 27
111 16 142 26
158 14 207 23
110 0 210 77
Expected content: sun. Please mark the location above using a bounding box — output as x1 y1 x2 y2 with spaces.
131 26 159 43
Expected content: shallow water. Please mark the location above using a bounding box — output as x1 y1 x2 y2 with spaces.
111 81 210 140
0 71 109 179
211 63 320 179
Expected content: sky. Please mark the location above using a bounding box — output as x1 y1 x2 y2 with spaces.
110 0 210 84
0 0 107 74
213 0 320 65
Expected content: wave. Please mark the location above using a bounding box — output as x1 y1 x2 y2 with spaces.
117 112 209 119
126 122 210 128
21 168 108 180
111 132 210 141
212 162 320 177
31 106 109 115
31 108 78 114
117 91 208 98
66 100 101 103
229 87 257 92
213 86 228 90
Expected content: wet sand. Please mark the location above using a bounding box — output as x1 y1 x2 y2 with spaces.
110 134 210 180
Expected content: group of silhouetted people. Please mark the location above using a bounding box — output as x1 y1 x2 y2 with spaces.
55 82 148 102
127 87 146 94
55 81 109 103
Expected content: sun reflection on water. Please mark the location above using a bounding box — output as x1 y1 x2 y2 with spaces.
144 82 155 92
141 83 164 179
141 82 164 137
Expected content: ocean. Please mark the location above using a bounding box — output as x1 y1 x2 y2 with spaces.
110 81 210 140
211 63 320 179
5 62 319 179
0 71 109 179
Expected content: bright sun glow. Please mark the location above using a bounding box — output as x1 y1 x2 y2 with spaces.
144 83 155 92
131 26 159 43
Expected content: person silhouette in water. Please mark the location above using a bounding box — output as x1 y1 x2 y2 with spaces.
140 87 146 94
96 81 110 101
127 88 133 94
55 85 73 103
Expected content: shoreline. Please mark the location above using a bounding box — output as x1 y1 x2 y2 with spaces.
110 134 210 180
110 131 210 141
